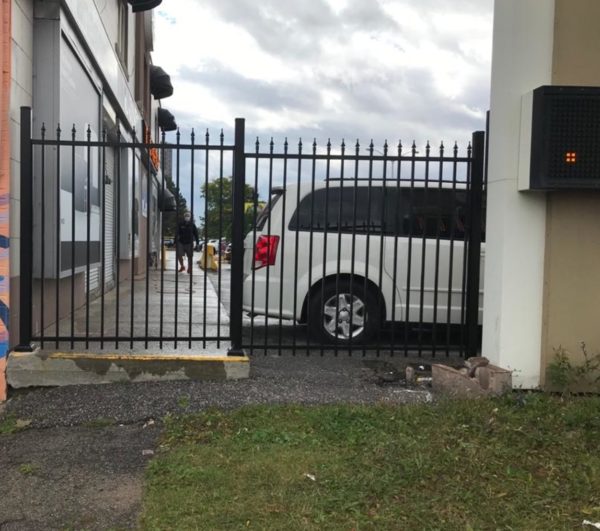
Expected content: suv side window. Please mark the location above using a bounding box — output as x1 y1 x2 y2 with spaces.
386 188 468 240
289 185 482 242
289 186 384 233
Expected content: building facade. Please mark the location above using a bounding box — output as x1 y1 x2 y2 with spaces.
2 0 172 400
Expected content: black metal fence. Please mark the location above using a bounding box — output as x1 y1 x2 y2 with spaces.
16 107 485 358
240 129 485 358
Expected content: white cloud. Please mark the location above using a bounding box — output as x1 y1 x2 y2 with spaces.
153 0 494 147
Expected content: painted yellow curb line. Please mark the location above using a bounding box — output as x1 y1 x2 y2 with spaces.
10 351 249 363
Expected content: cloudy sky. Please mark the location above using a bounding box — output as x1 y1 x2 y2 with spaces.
153 0 493 150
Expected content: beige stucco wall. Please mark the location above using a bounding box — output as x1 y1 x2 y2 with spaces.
541 0 600 381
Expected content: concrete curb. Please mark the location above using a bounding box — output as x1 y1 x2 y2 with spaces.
7 350 250 388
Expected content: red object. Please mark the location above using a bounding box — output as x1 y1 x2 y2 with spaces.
254 235 280 269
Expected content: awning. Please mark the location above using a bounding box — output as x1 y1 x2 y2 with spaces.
158 186 176 212
157 108 177 132
150 65 173 100
127 0 163 12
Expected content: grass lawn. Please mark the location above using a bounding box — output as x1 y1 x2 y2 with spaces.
141 394 600 530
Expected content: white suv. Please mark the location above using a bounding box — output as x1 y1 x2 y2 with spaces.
243 180 484 344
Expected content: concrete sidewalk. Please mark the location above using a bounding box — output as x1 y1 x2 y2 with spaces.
41 251 231 354
7 253 250 388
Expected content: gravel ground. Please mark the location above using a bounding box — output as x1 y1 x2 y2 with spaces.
2 355 434 428
0 355 435 530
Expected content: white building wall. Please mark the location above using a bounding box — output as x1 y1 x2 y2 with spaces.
9 0 148 338
482 0 555 388
62 0 141 131
94 0 119 49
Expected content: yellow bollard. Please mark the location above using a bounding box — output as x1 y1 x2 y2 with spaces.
199 243 218 271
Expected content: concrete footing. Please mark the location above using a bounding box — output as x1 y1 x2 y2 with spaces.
7 349 250 388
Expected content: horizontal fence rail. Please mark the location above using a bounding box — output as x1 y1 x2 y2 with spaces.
19 107 485 358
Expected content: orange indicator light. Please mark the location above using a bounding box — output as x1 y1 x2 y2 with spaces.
565 151 577 163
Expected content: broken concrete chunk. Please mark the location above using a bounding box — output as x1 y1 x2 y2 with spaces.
465 356 490 377
432 362 512 398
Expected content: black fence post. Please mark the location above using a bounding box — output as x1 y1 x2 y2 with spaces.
465 130 485 358
15 107 34 352
228 118 246 356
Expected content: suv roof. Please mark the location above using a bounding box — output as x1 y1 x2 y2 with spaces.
278 179 468 194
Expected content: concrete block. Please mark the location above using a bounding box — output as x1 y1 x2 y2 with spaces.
478 364 512 395
432 363 512 398
432 364 488 398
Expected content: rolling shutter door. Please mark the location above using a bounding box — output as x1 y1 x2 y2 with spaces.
103 147 115 287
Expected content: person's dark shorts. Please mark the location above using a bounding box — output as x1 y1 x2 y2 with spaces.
177 242 194 261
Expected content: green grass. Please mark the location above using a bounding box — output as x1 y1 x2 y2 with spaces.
177 395 191 409
0 415 26 435
141 394 600 530
18 463 38 475
0 415 18 435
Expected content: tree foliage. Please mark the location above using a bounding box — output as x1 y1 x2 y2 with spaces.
200 176 257 241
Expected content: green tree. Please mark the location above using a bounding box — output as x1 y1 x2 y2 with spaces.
200 176 257 241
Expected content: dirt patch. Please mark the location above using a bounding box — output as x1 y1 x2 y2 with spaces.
0 423 159 530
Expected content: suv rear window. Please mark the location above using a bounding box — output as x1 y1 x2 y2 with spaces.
254 190 283 231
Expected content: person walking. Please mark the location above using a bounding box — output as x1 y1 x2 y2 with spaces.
176 211 200 273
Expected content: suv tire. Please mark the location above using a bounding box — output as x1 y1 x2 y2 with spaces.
308 279 380 345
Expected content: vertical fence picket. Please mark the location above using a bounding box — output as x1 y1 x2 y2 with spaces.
228 118 246 356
